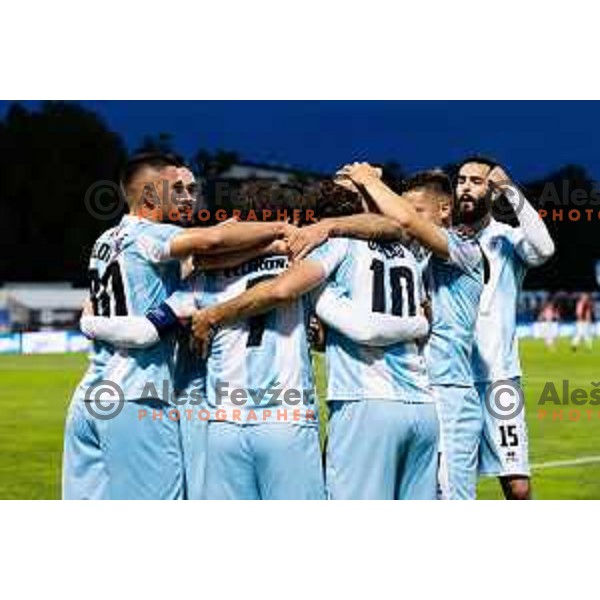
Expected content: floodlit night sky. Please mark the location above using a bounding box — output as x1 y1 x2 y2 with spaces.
2 100 599 182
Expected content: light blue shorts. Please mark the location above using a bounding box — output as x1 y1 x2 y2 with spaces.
326 400 439 500
204 422 325 500
62 397 184 500
434 384 483 500
179 416 208 500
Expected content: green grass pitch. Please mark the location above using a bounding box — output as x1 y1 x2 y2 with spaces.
1 339 599 499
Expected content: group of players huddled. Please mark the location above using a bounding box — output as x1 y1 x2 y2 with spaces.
63 151 555 500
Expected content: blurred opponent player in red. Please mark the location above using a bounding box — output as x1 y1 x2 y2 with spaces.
571 292 594 351
538 299 559 351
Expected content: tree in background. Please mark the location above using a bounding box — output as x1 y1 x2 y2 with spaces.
192 148 239 178
135 132 175 155
0 101 126 284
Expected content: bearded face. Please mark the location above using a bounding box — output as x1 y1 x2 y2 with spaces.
454 162 494 225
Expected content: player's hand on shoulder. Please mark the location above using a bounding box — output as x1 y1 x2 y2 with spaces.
267 238 290 256
280 221 299 239
288 221 330 262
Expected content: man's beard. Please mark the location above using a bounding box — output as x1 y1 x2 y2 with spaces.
454 191 492 226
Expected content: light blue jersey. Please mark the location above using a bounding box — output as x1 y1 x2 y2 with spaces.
64 215 185 500
471 220 528 382
197 256 324 499
308 237 436 500
73 215 183 402
200 256 317 425
472 219 535 479
412 230 484 500
308 238 431 403
421 229 484 386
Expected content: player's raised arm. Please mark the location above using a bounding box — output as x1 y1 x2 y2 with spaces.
337 162 451 259
488 165 555 266
314 286 429 346
169 220 295 259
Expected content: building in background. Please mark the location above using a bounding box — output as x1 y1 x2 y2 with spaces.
2 283 87 332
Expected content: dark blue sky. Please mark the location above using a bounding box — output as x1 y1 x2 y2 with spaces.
3 101 600 182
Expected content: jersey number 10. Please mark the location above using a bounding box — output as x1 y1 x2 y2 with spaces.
370 259 417 317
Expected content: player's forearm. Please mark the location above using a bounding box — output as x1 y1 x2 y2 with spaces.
362 178 450 257
362 314 429 346
80 315 160 348
170 221 287 258
208 221 288 254
196 240 284 271
204 282 284 329
324 213 406 242
315 287 429 346
204 261 326 329
361 178 416 229
508 190 555 266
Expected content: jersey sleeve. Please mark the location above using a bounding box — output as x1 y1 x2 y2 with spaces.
505 225 553 267
137 222 183 264
502 192 555 267
80 315 160 348
305 238 349 279
315 285 429 346
446 230 483 273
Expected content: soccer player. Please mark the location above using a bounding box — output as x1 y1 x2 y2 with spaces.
192 182 437 500
325 164 485 500
63 153 294 500
454 157 555 500
571 292 594 351
538 299 559 351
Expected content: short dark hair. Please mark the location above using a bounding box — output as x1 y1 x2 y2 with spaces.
245 181 305 222
120 152 185 192
455 155 499 173
311 180 364 220
403 169 452 196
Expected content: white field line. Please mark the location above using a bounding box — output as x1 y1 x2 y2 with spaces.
532 455 600 470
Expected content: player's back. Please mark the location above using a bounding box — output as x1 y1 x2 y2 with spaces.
471 219 527 382
201 255 316 422
75 215 183 401
316 238 431 403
